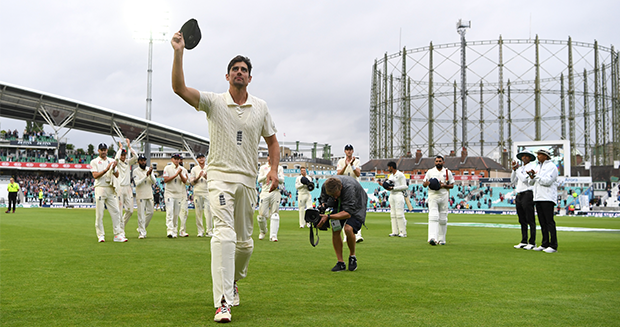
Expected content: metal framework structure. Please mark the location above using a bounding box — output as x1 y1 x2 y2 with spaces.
369 35 620 168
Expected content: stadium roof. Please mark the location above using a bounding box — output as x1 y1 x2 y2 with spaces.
0 81 209 154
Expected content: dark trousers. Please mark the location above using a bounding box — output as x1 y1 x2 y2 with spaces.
535 201 558 250
515 190 536 244
63 198 69 207
8 192 17 212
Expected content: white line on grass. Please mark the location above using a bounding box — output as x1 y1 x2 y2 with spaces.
414 222 620 232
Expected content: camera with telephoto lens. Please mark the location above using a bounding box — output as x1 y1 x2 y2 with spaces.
304 197 337 231
300 176 315 191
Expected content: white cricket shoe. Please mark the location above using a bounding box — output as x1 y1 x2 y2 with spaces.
114 235 128 242
179 232 189 237
523 244 535 250
258 232 265 240
214 304 231 323
206 233 214 237
98 236 105 243
533 246 546 251
138 234 146 239
197 233 204 237
514 243 527 249
270 237 278 242
398 234 407 238
543 247 557 253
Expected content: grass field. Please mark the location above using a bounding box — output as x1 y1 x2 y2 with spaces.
1 208 619 326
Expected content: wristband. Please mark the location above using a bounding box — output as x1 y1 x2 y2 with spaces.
327 214 330 220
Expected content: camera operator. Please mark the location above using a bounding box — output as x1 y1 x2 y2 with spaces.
316 176 368 272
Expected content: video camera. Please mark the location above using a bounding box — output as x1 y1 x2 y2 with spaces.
300 176 315 191
304 197 338 246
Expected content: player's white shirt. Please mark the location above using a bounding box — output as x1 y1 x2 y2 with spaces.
388 170 408 197
511 161 536 194
295 174 314 196
90 156 118 188
257 163 284 195
114 150 138 186
163 163 185 198
337 157 360 182
190 164 209 195
198 91 277 188
133 166 156 200
423 166 454 197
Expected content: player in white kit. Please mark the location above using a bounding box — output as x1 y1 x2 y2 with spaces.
163 153 188 238
337 144 364 243
295 167 314 228
190 153 213 237
423 155 454 245
133 154 156 239
257 157 285 242
177 156 191 237
172 32 280 322
90 143 125 243
380 161 408 237
115 139 137 230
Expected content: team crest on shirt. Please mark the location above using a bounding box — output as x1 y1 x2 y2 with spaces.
219 193 226 206
236 131 243 145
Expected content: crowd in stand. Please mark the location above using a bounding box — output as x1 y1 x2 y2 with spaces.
16 172 95 203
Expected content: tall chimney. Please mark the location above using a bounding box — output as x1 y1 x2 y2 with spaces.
460 147 468 164
415 149 423 164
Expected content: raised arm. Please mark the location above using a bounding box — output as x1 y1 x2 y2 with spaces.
171 31 201 109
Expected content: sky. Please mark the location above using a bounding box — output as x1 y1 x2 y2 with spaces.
1 0 617 164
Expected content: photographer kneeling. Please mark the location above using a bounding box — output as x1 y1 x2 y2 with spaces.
317 176 368 272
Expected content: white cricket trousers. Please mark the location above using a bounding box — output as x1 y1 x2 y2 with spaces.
257 190 281 240
194 193 213 236
209 180 256 308
119 185 134 228
427 193 449 242
94 186 123 238
298 192 312 228
389 193 407 235
165 197 183 237
179 197 189 235
136 198 154 237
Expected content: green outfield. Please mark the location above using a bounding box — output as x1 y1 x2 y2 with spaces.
1 208 619 326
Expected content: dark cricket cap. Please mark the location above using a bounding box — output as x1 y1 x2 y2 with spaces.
180 18 201 50
138 154 147 161
344 144 354 150
171 153 181 159
120 149 127 155
98 143 107 150
196 153 205 158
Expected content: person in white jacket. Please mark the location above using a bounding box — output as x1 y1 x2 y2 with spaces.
295 167 313 228
133 154 156 239
379 161 408 237
257 157 285 241
511 150 537 250
527 149 559 253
